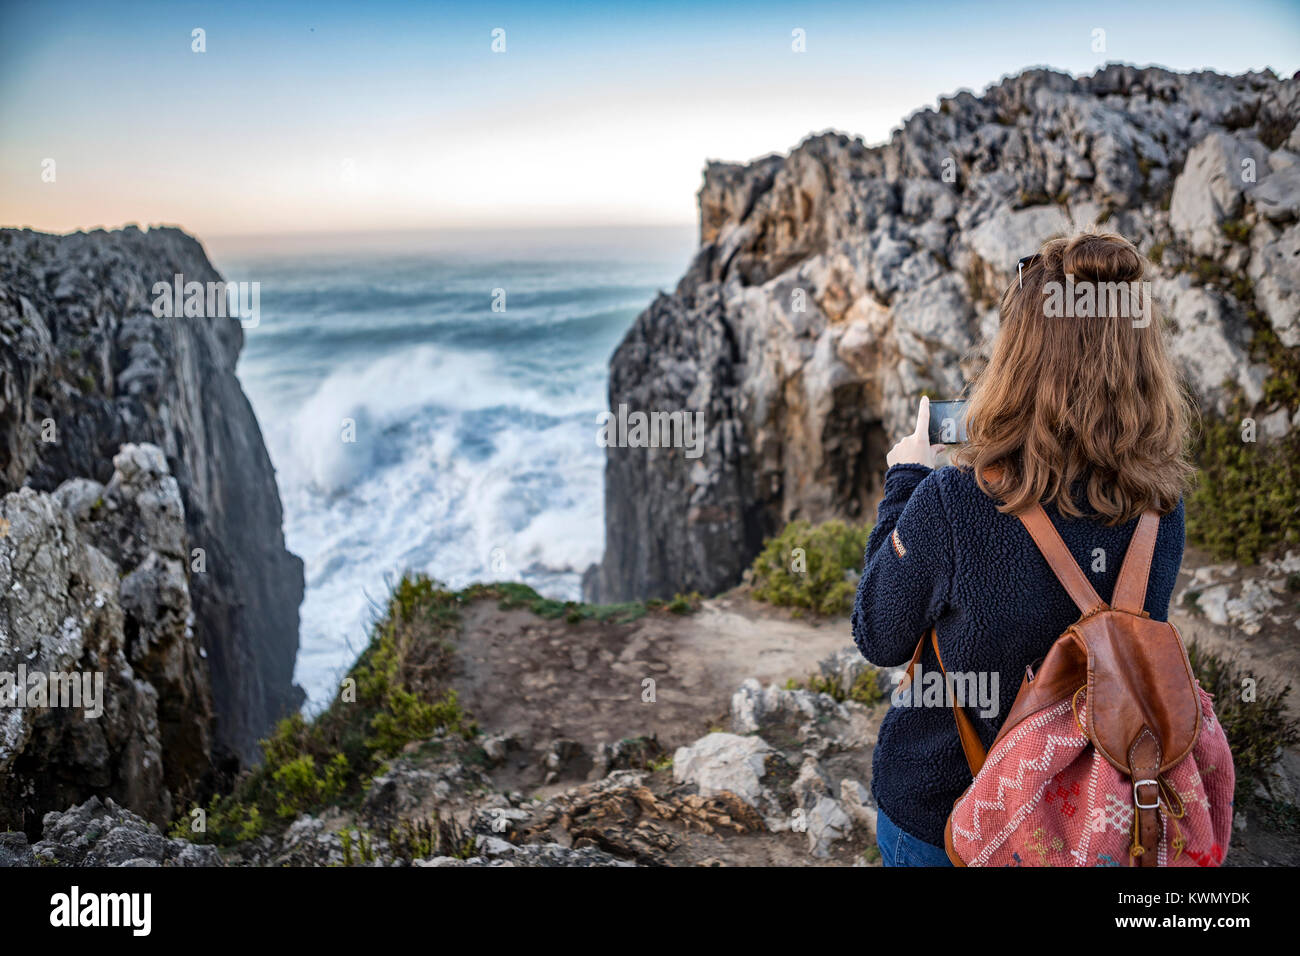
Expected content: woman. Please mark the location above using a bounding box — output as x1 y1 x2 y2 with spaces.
851 231 1193 867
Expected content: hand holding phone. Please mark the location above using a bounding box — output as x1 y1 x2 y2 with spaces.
886 396 948 468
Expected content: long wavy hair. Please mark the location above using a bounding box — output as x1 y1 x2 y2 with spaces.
953 230 1194 524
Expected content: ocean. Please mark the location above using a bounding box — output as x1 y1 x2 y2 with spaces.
208 226 697 711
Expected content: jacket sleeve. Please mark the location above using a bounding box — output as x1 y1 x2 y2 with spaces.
850 464 955 667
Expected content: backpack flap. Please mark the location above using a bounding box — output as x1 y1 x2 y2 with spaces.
1072 612 1203 775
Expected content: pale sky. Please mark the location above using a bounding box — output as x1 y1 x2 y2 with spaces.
2 0 1297 238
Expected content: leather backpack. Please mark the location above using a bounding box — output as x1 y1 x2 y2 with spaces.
904 501 1235 867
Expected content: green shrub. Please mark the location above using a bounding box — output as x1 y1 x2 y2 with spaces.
1221 219 1251 244
367 688 473 757
177 573 473 846
647 753 674 773
1188 642 1300 804
387 818 435 861
272 753 349 819
667 591 702 614
750 519 871 616
805 668 885 706
338 828 376 866
1187 408 1300 563
169 798 264 844
1183 263 1300 564
338 815 470 866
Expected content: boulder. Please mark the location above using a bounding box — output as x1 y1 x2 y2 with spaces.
26 797 220 867
672 732 775 808
968 204 1072 274
1169 133 1268 256
1249 223 1300 348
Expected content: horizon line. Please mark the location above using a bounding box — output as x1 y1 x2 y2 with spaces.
1 220 703 241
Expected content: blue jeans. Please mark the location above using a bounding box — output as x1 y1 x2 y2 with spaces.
876 807 954 867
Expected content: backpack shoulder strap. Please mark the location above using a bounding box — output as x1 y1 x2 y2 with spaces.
902 629 987 778
1111 510 1160 615
930 629 987 776
1017 503 1106 616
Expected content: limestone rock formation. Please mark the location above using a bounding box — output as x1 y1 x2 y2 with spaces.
586 65 1300 602
0 444 216 833
16 797 221 867
0 226 304 831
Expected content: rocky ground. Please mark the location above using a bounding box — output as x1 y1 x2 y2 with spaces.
212 593 894 868
9 548 1297 867
1176 548 1300 710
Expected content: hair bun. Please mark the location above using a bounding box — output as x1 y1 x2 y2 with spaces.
1062 232 1144 283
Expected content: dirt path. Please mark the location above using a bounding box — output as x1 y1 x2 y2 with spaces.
452 591 853 759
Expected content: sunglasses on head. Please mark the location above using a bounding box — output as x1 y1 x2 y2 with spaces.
1016 253 1041 289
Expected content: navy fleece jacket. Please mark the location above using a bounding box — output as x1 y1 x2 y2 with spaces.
851 463 1185 848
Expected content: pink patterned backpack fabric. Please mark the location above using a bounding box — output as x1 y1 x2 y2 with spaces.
910 502 1235 867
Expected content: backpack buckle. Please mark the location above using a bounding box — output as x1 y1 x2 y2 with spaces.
1133 778 1160 810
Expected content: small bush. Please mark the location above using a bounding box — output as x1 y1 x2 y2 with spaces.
1221 219 1251 244
1188 642 1300 803
1187 409 1300 563
667 591 702 614
805 668 885 706
339 814 472 866
367 688 473 758
168 800 263 843
338 828 376 866
647 753 674 773
750 520 871 616
271 753 349 819
1191 256 1224 285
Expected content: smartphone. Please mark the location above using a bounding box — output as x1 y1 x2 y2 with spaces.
927 399 969 444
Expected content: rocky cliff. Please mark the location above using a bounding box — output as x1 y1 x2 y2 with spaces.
0 226 303 833
585 65 1300 603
